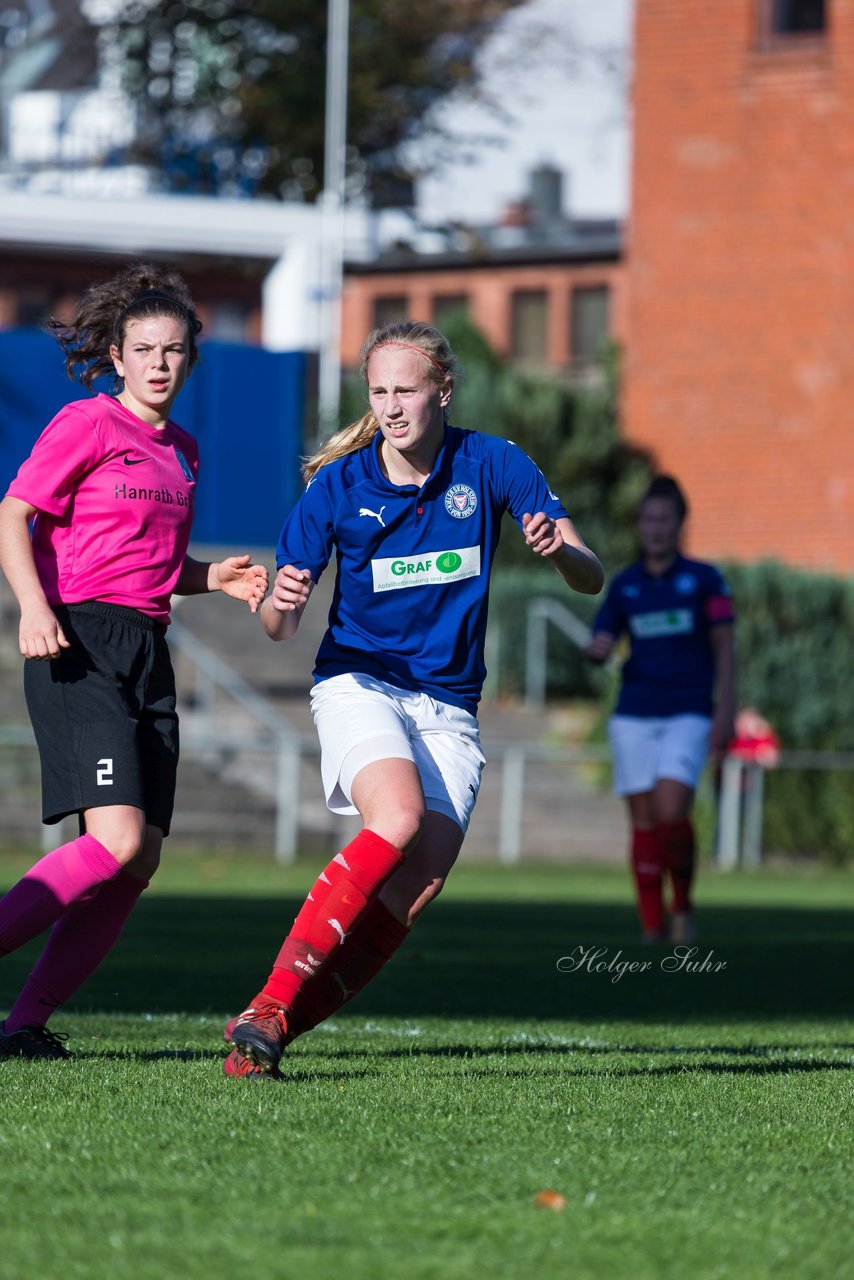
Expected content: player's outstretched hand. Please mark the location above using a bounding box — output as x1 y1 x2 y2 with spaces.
585 631 616 665
709 707 735 764
269 564 313 614
19 602 71 660
213 555 269 613
522 511 564 558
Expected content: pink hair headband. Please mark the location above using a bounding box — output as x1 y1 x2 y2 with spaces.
370 341 449 376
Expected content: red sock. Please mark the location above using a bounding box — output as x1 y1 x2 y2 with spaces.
658 819 696 912
260 829 404 1010
289 899 410 1038
288 844 361 939
631 827 665 934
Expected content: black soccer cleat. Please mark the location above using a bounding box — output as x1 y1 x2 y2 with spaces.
0 1020 72 1059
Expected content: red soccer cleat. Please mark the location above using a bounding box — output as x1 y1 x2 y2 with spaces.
226 997 290 1072
222 1047 282 1081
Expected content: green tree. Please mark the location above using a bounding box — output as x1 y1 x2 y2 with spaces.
438 312 654 576
111 0 527 200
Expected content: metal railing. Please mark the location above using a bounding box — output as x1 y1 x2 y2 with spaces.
3 724 853 864
492 741 612 863
4 585 852 864
715 751 854 869
525 596 593 707
167 619 304 863
0 724 616 864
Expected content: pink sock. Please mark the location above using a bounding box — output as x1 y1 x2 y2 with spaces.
5 870 148 1032
0 834 122 957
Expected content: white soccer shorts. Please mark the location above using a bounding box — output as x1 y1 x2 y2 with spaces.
608 713 712 796
310 672 486 832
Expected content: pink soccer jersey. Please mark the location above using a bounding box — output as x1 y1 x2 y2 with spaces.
6 394 200 624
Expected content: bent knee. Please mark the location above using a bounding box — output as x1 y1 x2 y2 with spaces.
655 803 692 827
127 841 162 880
97 829 146 865
89 823 161 871
371 804 425 853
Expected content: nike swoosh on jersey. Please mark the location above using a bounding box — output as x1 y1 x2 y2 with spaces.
119 451 151 466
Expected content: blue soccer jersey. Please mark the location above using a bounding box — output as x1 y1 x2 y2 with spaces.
593 554 735 717
277 425 568 713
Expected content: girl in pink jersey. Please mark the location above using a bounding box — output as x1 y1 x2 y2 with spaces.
0 264 267 1058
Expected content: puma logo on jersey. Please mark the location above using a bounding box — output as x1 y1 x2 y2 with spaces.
359 505 386 527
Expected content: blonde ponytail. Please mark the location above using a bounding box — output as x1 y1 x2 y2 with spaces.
302 412 380 483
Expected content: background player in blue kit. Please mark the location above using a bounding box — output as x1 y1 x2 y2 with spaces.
224 319 604 1079
585 476 736 944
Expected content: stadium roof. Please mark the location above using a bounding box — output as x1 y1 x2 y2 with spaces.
0 190 323 259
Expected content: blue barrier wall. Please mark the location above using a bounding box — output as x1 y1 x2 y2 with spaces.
0 330 307 547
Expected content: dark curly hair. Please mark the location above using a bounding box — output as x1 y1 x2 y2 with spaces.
46 263 203 390
639 474 689 524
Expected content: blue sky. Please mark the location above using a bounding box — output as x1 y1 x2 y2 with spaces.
413 0 632 225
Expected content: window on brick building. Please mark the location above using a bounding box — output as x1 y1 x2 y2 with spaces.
432 294 469 327
510 290 548 361
762 0 826 36
570 285 610 366
372 296 408 329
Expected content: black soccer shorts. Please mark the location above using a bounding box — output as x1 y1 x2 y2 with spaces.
24 601 179 835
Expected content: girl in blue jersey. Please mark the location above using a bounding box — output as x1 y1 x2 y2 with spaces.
586 476 736 944
224 319 604 1078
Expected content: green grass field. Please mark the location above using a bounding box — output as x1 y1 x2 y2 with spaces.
0 853 851 1280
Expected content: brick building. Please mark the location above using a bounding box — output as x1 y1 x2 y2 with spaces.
626 0 853 572
342 165 625 373
341 241 625 373
0 245 267 344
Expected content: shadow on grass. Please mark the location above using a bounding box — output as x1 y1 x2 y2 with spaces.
51 1049 851 1083
21 1040 847 1084
2 894 851 1025
261 1059 852 1081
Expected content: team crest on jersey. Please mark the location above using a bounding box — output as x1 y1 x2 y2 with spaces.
174 448 194 483
445 484 477 519
675 573 698 595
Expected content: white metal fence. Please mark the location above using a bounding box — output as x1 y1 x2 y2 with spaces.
2 596 852 865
